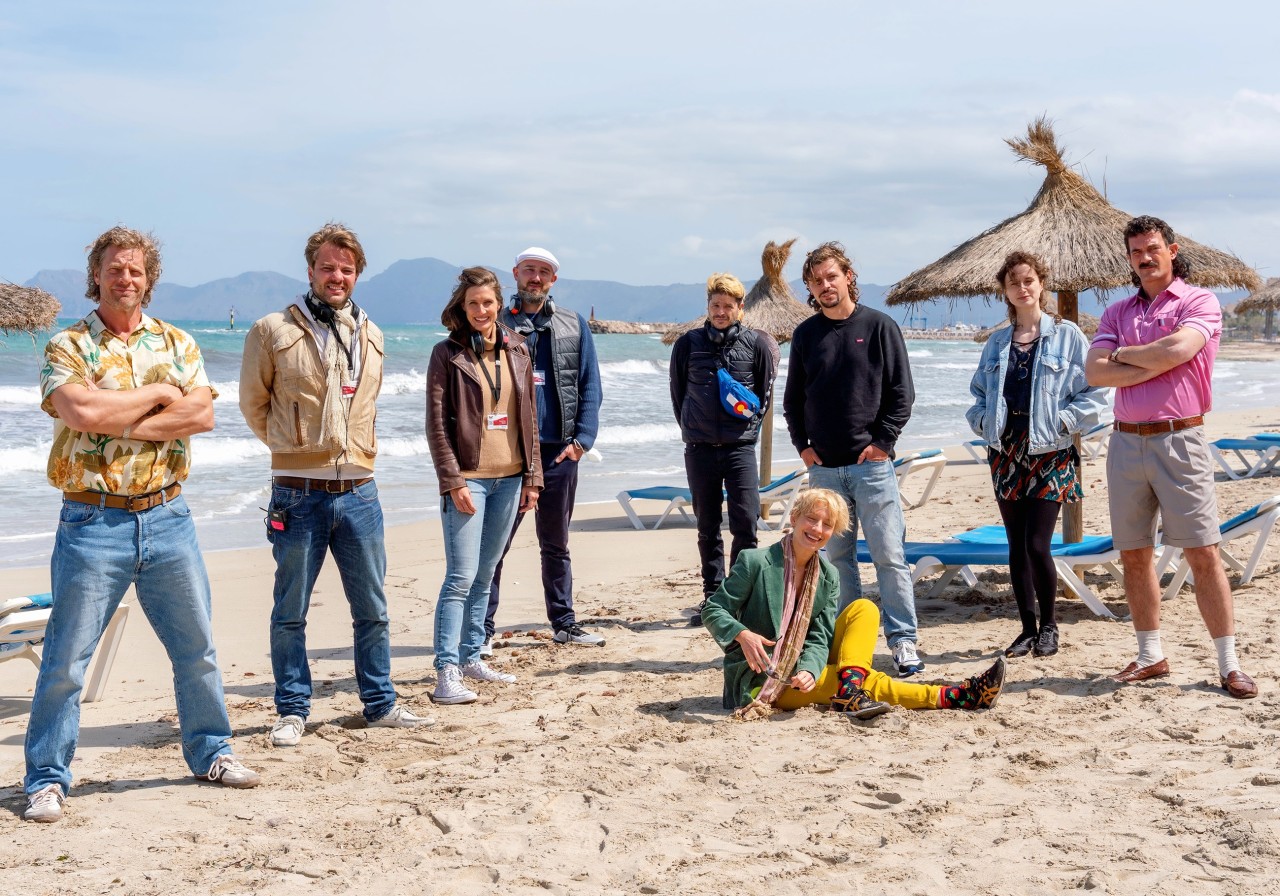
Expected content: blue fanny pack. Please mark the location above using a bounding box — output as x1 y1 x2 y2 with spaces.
717 367 762 420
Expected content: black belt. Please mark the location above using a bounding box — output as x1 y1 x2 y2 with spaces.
272 476 373 494
63 482 181 512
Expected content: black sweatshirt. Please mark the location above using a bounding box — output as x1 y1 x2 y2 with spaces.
783 305 915 467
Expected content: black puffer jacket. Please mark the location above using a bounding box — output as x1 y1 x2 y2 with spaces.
669 322 779 445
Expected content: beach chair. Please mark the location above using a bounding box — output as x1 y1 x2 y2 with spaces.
1207 439 1280 480
616 486 695 531
0 593 131 703
1160 496 1280 601
617 469 810 532
894 449 947 510
856 534 1125 619
1080 422 1113 460
755 469 810 531
963 439 988 463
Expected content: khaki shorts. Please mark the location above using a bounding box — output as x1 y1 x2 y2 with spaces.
1106 428 1220 550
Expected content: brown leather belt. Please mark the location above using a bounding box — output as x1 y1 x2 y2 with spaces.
273 476 373 494
1114 415 1204 436
63 482 182 512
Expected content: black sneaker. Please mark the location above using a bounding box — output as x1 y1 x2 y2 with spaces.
690 599 708 627
553 623 605 646
955 656 1007 710
1033 626 1059 657
1005 631 1037 658
831 687 892 720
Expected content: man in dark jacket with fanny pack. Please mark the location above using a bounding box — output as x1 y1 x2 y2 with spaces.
670 273 780 625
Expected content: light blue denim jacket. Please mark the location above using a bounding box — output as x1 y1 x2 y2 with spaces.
966 316 1106 455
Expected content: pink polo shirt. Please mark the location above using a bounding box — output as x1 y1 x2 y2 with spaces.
1090 278 1220 423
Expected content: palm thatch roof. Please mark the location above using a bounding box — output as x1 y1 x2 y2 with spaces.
1233 277 1280 314
662 239 813 345
887 117 1261 307
0 283 61 333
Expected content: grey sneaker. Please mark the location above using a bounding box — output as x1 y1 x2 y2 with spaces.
369 703 434 728
24 784 65 823
892 641 926 677
270 714 305 747
461 660 516 683
479 637 494 659
431 664 478 705
202 754 261 788
553 623 605 647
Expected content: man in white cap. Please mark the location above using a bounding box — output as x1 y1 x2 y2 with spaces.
485 247 604 648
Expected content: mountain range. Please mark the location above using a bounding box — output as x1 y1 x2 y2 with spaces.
24 258 1238 328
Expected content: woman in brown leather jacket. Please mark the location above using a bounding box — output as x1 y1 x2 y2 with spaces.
426 267 542 705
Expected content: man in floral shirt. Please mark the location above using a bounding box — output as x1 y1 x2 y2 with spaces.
23 227 259 825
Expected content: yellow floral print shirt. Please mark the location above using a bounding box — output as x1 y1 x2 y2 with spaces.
40 311 217 494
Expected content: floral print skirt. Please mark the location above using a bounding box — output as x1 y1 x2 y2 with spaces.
988 428 1082 503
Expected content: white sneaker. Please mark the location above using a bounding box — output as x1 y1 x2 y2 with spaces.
369 703 435 728
479 637 494 659
202 754 261 788
553 623 605 647
461 660 516 683
24 784 65 823
431 664 478 705
270 714 305 747
892 641 926 678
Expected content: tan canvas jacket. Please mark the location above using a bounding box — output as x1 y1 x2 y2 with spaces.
239 303 383 470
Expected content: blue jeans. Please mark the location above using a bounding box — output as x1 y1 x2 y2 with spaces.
25 494 234 796
268 479 395 722
437 475 522 668
808 461 918 647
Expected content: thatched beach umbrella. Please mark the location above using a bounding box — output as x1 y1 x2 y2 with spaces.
1233 277 1280 340
887 117 1260 544
0 283 61 334
663 240 812 485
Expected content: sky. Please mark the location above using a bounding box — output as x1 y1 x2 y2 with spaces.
1 1 1277 290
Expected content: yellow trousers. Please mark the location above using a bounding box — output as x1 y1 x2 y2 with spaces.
775 599 940 711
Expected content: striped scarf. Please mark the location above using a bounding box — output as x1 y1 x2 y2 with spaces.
732 532 821 721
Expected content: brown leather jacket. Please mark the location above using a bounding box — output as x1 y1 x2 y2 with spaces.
426 325 543 494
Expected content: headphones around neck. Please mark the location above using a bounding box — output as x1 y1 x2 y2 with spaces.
305 291 358 325
511 294 556 318
706 320 742 345
470 328 508 356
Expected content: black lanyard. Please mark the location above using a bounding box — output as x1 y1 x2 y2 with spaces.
472 339 502 404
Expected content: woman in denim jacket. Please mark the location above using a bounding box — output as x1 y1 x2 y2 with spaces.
966 251 1105 659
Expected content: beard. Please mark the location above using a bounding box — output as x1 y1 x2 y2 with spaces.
516 287 550 308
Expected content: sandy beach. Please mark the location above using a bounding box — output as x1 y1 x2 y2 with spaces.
3 406 1279 895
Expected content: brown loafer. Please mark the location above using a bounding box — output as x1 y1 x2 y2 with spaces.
1111 658 1170 683
1220 670 1258 699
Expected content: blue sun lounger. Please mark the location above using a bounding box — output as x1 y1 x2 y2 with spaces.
855 534 1124 619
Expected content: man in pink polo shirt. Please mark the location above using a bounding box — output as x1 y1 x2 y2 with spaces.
1086 215 1256 699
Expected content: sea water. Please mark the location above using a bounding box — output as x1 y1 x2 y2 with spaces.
0 322 1274 569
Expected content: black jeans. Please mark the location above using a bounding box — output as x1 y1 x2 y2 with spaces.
685 442 760 598
487 443 578 636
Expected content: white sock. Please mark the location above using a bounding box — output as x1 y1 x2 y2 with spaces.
1214 635 1240 677
1135 630 1164 667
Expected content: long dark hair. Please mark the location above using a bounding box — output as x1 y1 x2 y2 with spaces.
441 267 503 334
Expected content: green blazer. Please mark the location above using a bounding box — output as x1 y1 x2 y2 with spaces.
702 541 840 709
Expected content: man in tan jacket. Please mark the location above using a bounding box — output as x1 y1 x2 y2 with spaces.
239 222 431 745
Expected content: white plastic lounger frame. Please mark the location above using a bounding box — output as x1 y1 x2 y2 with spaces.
1208 439 1280 481
1160 496 1280 601
0 597 131 703
894 450 947 510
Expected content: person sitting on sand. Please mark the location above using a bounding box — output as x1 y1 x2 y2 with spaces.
702 488 1006 719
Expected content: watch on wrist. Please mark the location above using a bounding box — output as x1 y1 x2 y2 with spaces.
1109 347 1122 364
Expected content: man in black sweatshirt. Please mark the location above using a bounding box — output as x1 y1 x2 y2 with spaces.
783 241 924 677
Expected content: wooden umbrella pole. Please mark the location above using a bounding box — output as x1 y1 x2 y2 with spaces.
760 401 775 487
1058 289 1083 544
